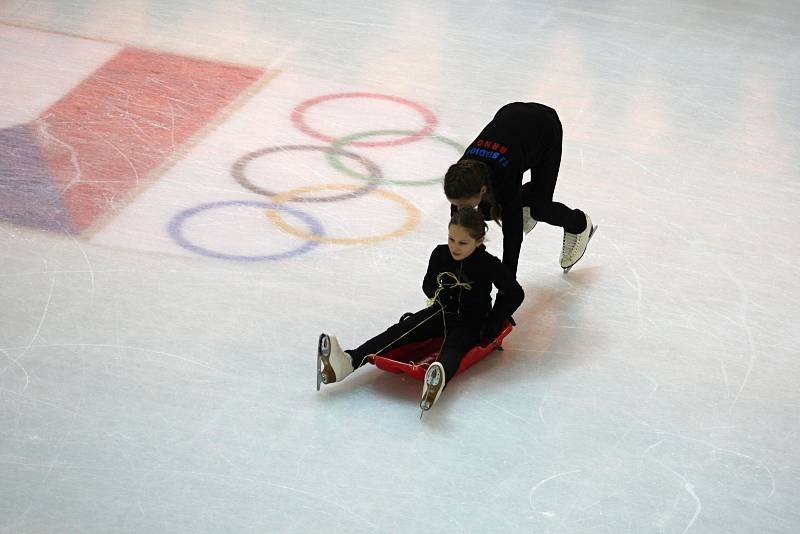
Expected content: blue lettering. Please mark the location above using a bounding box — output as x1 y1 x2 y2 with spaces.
466 147 510 167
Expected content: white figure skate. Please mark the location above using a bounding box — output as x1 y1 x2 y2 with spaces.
522 206 538 235
316 333 354 391
560 214 597 273
419 362 446 418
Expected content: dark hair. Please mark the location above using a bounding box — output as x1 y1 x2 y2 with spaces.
443 159 501 222
449 207 487 240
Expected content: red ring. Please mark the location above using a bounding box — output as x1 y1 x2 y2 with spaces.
291 92 438 147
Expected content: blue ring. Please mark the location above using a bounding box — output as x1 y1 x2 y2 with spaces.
169 200 323 261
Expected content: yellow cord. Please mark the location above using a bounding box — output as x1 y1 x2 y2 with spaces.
359 272 472 369
426 271 472 307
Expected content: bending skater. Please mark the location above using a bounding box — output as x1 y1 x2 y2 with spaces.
444 102 596 275
317 208 524 413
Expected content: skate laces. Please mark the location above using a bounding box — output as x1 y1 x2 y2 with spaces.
562 231 578 252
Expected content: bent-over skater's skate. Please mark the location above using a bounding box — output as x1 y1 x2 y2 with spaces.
561 213 597 273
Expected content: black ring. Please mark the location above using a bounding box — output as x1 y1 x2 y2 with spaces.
231 145 382 202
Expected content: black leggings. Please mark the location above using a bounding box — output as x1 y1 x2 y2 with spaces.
519 109 586 234
346 307 481 384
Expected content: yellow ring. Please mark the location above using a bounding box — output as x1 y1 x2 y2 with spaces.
266 184 420 244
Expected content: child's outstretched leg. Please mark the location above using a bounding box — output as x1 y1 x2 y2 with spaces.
317 333 354 390
317 308 441 391
346 307 442 370
419 323 480 416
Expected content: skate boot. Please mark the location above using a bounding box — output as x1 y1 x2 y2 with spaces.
522 206 538 235
419 362 446 417
316 333 354 391
560 213 597 273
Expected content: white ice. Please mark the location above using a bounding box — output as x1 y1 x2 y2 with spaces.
1 1 799 533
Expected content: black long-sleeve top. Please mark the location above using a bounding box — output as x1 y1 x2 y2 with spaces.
422 244 524 328
455 102 561 275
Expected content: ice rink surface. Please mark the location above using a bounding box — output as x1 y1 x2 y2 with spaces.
1 1 798 532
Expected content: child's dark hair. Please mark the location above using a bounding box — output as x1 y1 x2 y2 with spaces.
449 207 488 240
443 159 501 222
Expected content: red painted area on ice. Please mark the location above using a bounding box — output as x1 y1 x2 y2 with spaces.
38 48 263 232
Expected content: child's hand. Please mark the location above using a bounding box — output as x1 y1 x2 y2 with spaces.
481 318 504 340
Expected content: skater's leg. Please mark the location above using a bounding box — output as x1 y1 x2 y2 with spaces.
346 307 445 369
523 114 586 234
321 308 443 386
420 321 481 412
436 322 482 384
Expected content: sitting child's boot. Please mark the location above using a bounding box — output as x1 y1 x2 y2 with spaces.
317 333 354 390
420 362 446 415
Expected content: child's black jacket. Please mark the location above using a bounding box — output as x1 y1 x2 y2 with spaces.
422 244 524 332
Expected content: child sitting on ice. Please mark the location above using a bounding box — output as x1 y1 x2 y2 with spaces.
317 207 524 413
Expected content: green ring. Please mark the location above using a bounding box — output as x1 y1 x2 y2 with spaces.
327 129 465 186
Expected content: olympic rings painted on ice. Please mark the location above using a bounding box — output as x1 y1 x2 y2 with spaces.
291 93 438 147
169 92 452 260
231 145 382 202
265 184 420 245
326 129 465 186
169 200 323 261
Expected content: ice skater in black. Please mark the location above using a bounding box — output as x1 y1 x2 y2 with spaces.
317 208 524 413
444 102 595 275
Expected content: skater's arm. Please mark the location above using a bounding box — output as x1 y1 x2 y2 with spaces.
501 197 523 277
422 247 441 299
484 258 524 337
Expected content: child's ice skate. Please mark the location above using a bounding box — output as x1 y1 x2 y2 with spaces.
522 206 538 235
419 362 446 417
316 333 354 391
560 213 597 273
